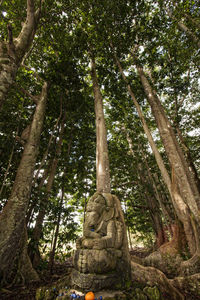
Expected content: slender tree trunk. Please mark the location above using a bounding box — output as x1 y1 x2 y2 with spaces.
124 198 133 251
114 51 179 238
48 185 64 273
140 147 175 230
127 226 133 251
90 54 111 193
26 164 50 225
33 97 63 186
0 0 43 110
165 3 200 48
135 65 200 255
26 101 63 224
113 50 199 256
0 142 15 197
153 174 174 237
138 166 166 248
176 127 200 194
30 112 66 267
0 82 48 285
122 124 166 247
136 65 200 217
153 173 175 226
177 21 200 48
113 51 172 194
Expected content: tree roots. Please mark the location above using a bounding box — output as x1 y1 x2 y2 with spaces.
131 261 184 300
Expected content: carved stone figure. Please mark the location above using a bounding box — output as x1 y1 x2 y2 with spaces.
71 192 131 292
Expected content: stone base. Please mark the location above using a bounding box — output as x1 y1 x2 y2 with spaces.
71 269 130 292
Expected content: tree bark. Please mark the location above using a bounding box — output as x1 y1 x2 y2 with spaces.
136 65 200 214
139 168 166 248
171 272 200 298
135 64 200 255
131 261 184 300
26 163 50 226
30 112 66 267
176 127 200 194
139 143 175 229
33 97 63 186
113 50 200 256
48 185 64 273
0 0 43 110
114 53 181 240
90 54 111 193
176 21 200 48
0 82 48 285
0 140 15 197
113 51 172 194
122 124 166 247
165 3 200 48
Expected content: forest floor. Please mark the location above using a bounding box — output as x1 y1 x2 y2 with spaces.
1 248 198 300
0 258 73 299
0 248 150 299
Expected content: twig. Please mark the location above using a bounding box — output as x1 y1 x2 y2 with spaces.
21 64 44 82
14 83 38 103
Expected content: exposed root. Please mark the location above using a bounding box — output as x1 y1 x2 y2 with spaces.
131 261 184 300
144 250 183 278
18 234 39 284
170 273 200 298
10 228 39 286
179 253 200 276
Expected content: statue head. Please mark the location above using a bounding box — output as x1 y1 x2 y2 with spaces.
87 193 106 214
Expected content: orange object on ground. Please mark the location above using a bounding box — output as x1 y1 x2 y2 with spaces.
85 291 95 300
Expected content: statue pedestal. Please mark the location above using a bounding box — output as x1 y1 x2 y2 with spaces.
71 269 128 291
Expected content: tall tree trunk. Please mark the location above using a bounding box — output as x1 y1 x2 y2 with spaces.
0 140 15 197
113 50 172 194
26 100 63 224
140 146 175 228
26 163 50 226
33 97 63 186
122 124 167 247
136 65 200 216
176 21 200 48
0 0 43 110
48 184 64 273
153 173 174 237
0 82 48 285
30 112 66 267
138 167 166 248
113 50 199 256
176 127 200 194
135 64 200 255
90 54 111 193
164 2 200 48
172 82 200 191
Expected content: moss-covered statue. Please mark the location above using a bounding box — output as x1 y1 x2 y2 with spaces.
71 192 131 292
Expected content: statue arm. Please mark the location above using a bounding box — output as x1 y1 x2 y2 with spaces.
83 228 101 239
93 220 116 249
102 220 115 248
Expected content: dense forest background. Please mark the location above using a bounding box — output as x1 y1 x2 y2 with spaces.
0 0 200 298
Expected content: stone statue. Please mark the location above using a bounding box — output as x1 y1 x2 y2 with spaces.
72 192 131 292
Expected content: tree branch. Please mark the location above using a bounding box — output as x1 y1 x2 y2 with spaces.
16 0 44 58
14 83 38 104
7 24 13 45
21 64 44 82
